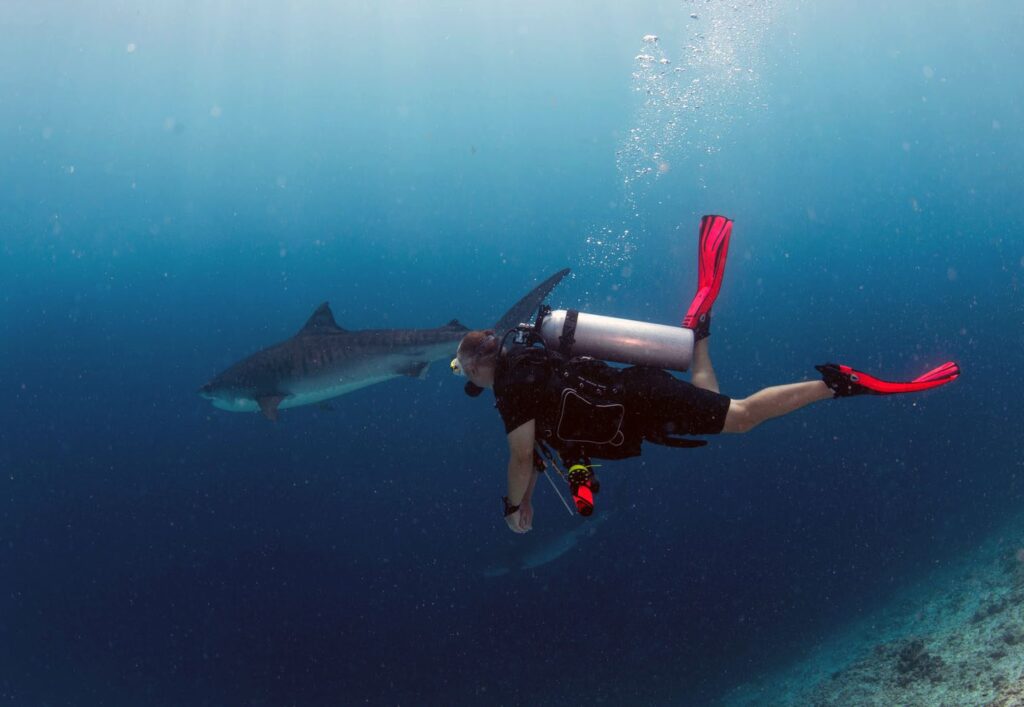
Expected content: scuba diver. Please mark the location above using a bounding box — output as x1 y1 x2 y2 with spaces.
452 215 961 534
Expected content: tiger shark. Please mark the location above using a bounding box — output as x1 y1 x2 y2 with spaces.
199 268 569 421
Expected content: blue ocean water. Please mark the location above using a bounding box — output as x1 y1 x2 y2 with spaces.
2 1 1022 704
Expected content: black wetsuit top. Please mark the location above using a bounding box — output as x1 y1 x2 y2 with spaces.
492 346 730 461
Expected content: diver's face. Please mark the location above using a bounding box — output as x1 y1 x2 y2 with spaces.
460 354 496 389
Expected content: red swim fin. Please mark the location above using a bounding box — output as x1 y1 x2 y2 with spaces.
816 362 960 398
909 361 961 386
682 214 733 337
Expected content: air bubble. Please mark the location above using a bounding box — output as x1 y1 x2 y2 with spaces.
592 0 775 295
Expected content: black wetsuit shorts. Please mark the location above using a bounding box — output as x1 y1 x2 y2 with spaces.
619 367 731 437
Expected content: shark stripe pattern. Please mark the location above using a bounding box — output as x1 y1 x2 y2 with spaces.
199 268 569 421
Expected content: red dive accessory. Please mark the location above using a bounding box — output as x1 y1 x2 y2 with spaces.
567 464 600 516
816 361 960 398
682 214 733 340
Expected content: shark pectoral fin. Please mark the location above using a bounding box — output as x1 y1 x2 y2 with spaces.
257 395 287 422
398 361 430 380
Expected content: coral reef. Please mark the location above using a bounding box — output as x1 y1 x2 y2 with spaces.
722 519 1024 706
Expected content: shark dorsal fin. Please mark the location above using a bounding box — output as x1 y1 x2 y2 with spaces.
492 268 570 336
446 319 468 329
299 302 346 335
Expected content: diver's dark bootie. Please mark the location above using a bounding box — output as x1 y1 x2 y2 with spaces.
683 215 733 340
816 362 961 398
690 313 711 341
816 363 870 397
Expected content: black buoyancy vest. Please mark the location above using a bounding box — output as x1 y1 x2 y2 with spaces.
501 347 641 461
505 346 709 462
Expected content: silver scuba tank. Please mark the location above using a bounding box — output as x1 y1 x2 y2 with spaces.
537 309 693 372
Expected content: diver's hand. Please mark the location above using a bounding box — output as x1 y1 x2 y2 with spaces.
504 510 527 534
502 495 531 534
518 501 534 531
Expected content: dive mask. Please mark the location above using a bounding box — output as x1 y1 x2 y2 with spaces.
451 355 484 397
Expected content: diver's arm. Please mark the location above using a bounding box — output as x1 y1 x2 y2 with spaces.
503 420 536 533
522 464 539 504
505 419 536 506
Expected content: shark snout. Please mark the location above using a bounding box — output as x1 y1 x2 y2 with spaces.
198 382 215 399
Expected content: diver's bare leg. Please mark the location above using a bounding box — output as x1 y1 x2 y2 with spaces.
690 338 720 393
723 381 833 433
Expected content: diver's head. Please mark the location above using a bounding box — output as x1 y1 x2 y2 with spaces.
453 329 500 392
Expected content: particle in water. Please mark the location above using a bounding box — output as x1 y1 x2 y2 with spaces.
126 42 137 53
642 34 658 43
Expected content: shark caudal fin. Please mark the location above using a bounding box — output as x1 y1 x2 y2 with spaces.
492 268 571 336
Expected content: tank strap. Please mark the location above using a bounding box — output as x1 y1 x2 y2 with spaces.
558 309 579 355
